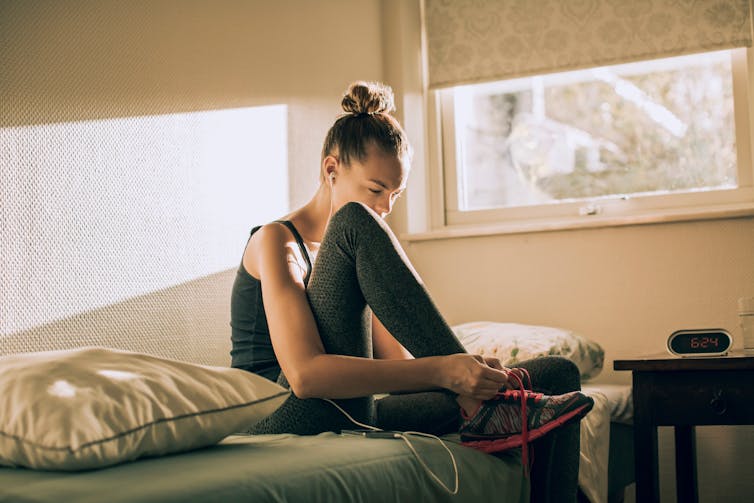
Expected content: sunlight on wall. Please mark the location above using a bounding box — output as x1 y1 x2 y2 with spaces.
0 105 288 335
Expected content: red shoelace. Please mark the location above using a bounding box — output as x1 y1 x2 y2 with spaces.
505 368 533 477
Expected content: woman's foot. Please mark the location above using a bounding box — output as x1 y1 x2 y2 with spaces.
459 389 594 441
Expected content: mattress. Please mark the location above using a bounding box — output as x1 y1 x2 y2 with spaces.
0 432 528 503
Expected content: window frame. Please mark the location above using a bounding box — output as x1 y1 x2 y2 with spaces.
423 48 754 237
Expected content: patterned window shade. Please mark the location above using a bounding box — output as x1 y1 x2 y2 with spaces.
424 0 753 89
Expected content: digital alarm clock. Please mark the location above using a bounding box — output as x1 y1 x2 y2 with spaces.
667 329 732 357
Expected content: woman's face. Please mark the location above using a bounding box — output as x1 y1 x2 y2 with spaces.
327 144 408 219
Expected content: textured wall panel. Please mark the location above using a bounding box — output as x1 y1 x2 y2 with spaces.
1 106 289 363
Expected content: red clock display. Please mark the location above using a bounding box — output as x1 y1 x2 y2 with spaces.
668 330 732 356
690 336 718 349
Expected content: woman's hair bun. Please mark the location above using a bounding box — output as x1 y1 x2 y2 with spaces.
322 80 411 166
341 81 396 115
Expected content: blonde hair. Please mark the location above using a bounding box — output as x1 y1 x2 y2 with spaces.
321 81 412 170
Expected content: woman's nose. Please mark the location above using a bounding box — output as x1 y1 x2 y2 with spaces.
377 195 393 218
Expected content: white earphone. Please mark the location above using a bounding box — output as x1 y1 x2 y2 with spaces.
327 173 336 219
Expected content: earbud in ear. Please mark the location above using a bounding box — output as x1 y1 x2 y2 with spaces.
329 173 335 187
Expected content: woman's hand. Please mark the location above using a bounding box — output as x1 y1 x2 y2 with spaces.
482 357 528 390
439 354 510 400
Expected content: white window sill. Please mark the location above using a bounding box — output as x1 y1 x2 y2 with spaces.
402 202 754 242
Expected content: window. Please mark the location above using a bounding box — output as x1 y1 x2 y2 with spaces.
436 49 754 231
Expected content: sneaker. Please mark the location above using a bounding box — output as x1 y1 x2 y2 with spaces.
459 369 594 472
459 389 593 442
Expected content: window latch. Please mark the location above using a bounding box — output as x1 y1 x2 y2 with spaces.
579 204 602 216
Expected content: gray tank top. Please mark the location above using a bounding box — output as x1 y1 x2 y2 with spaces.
229 220 312 381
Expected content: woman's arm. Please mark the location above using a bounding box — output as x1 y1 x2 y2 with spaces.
255 224 508 401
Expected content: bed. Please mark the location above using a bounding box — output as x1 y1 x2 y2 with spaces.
0 321 629 503
0 345 543 503
0 432 528 503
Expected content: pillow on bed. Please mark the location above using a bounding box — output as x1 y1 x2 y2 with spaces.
452 321 605 380
0 347 290 471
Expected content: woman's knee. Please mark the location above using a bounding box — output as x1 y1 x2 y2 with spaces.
329 201 380 229
326 201 393 247
518 356 580 395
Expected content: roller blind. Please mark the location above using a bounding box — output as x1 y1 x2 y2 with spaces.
424 0 753 89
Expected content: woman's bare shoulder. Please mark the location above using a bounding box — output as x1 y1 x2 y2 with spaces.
253 221 292 244
243 222 302 283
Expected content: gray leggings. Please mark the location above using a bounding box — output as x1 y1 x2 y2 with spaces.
249 202 580 502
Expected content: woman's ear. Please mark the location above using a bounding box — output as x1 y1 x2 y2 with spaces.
322 154 339 181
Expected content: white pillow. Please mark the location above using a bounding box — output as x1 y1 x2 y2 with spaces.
452 321 605 380
0 347 290 471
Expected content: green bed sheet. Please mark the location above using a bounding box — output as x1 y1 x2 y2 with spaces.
0 433 529 503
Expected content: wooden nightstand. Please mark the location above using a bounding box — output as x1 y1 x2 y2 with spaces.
614 352 754 503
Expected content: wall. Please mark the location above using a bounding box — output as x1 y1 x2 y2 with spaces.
404 218 754 383
1 0 383 359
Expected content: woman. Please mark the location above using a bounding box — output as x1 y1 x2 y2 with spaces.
230 81 591 451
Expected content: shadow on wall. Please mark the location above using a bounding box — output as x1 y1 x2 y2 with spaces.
1 0 270 127
0 269 237 367
0 0 379 128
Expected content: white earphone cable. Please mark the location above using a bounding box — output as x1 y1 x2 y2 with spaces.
328 173 335 221
323 398 459 495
